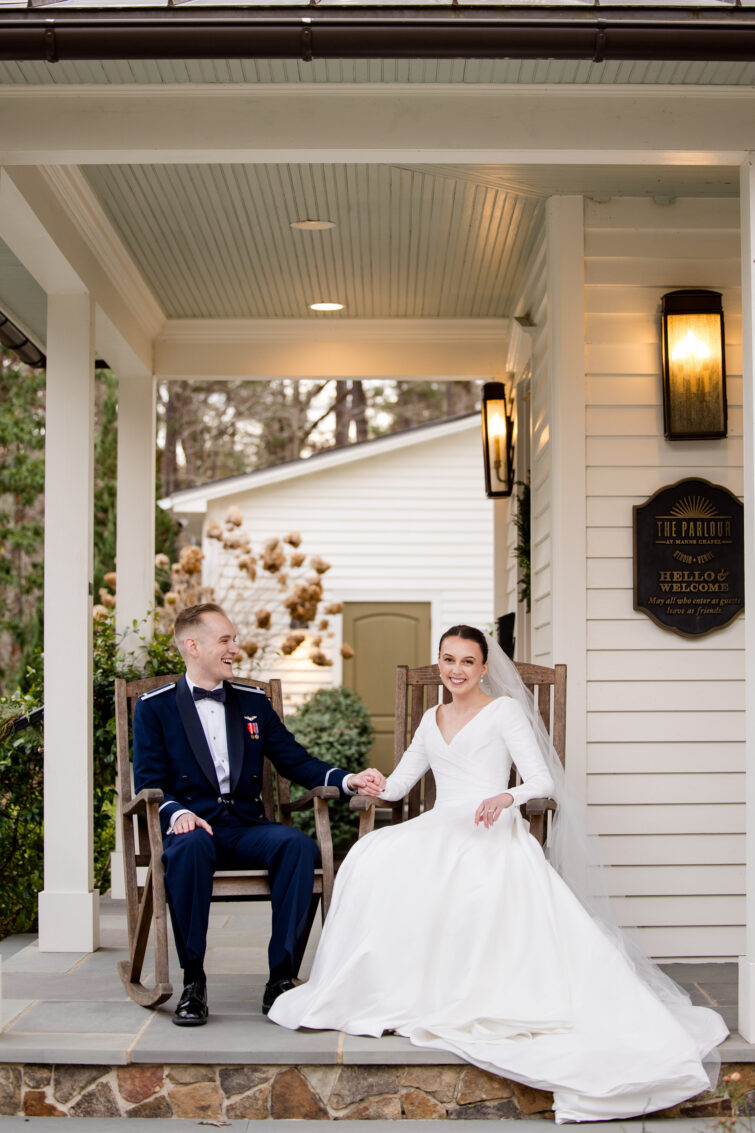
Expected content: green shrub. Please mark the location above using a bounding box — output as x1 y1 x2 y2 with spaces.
0 690 43 939
288 685 375 859
0 612 180 939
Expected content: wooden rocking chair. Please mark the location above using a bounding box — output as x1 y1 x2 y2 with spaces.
351 661 566 845
115 673 337 1009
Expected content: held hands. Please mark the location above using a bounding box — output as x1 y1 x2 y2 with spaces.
348 768 387 797
474 792 514 829
172 812 213 836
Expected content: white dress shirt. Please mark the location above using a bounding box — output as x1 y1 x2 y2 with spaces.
186 676 231 793
166 677 354 831
166 677 229 832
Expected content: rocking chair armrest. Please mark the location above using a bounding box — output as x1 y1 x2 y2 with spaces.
122 788 164 816
278 788 336 897
349 795 396 811
525 796 557 816
280 785 341 814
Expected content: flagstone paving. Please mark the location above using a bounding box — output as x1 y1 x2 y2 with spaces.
0 897 748 1065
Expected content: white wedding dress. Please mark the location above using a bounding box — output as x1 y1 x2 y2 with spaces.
270 696 727 1123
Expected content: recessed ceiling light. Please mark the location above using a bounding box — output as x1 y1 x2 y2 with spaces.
291 220 336 231
310 302 344 312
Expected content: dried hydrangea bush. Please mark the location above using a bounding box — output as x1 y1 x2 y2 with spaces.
98 508 354 675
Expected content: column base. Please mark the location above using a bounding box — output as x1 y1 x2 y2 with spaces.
110 851 126 900
109 852 147 899
38 890 100 953
739 956 755 1040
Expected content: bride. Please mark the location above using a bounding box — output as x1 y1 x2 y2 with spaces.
270 625 727 1123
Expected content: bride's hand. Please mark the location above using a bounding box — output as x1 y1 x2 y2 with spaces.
474 792 514 829
349 768 387 797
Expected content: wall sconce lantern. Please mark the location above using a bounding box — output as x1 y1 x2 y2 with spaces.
481 381 515 498
661 289 727 440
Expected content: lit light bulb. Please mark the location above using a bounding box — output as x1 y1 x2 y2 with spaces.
489 411 506 466
490 411 506 437
671 330 711 363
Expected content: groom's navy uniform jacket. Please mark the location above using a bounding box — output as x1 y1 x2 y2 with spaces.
132 674 350 977
133 675 349 833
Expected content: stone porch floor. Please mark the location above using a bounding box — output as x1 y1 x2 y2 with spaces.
0 896 748 1065
0 898 752 1119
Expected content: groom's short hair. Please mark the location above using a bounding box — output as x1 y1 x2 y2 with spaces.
174 602 228 656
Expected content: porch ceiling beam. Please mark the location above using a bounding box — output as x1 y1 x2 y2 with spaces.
3 8 755 64
0 165 163 375
0 86 753 165
155 317 513 380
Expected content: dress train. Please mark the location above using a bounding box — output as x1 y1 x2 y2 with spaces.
270 698 727 1122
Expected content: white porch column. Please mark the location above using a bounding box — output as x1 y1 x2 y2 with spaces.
493 496 510 621
115 373 156 652
738 155 755 1039
110 373 156 899
546 196 588 805
38 292 99 952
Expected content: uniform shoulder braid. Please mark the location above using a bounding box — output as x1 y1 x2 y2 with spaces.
230 682 266 696
139 682 176 701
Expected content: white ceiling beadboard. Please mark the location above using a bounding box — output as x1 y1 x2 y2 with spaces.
82 162 544 320
1 57 755 86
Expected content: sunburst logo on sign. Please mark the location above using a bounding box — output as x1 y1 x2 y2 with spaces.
668 496 719 520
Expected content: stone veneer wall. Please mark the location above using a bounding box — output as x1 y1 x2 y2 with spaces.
0 1062 747 1120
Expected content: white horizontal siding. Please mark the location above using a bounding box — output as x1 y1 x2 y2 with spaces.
587 651 744 681
604 864 744 896
612 894 743 926
587 712 744 744
588 804 743 836
587 680 744 712
587 466 743 497
584 195 744 959
588 617 744 650
525 222 552 666
629 926 744 961
599 833 743 866
588 742 743 774
588 773 744 805
203 424 493 706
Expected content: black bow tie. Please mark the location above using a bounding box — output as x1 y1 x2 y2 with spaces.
193 686 226 704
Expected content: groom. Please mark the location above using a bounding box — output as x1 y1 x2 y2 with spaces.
132 602 385 1026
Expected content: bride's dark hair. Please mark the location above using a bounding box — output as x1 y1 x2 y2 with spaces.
438 624 488 663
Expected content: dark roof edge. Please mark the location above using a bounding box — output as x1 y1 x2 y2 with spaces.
0 309 45 369
3 9 755 64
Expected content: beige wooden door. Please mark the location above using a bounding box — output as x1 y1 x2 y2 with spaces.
342 602 432 776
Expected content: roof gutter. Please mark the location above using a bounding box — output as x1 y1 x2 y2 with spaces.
1 8 755 64
0 310 45 369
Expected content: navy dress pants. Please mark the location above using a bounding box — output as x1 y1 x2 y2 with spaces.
162 813 320 981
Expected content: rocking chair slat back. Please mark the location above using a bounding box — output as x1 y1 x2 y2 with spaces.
354 659 566 845
114 671 333 1010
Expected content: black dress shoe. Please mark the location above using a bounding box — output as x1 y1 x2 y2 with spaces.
172 980 208 1026
262 977 296 1016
